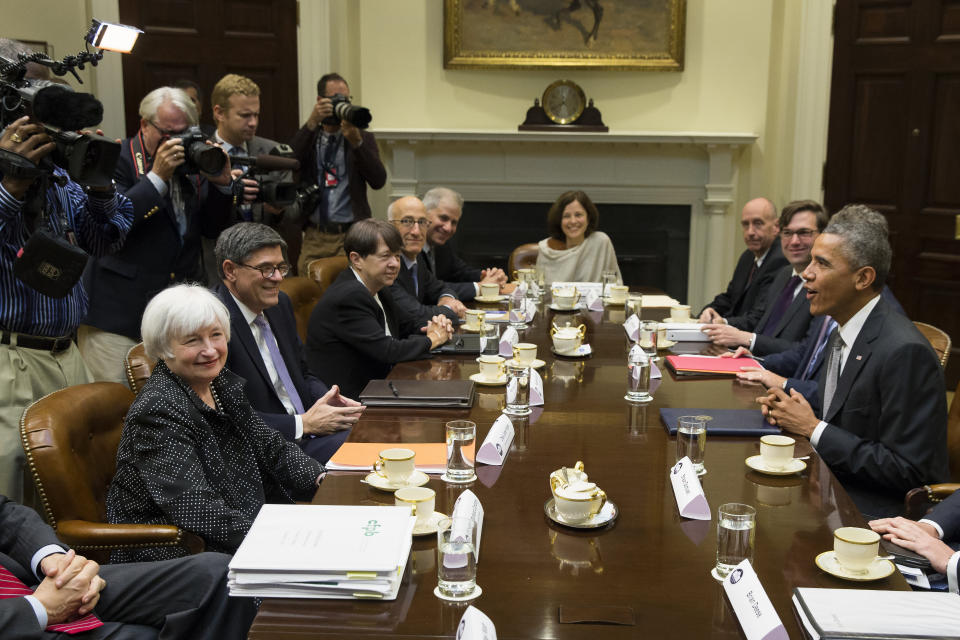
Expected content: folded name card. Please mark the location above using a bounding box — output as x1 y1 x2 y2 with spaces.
670 457 710 520
623 314 640 342
586 290 603 311
499 326 519 357
476 415 514 466
525 299 537 321
457 605 497 640
530 368 544 406
453 489 484 560
722 560 788 640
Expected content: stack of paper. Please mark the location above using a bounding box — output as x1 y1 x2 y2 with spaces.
228 504 415 600
324 442 447 474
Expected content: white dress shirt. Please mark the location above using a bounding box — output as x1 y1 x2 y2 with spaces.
352 267 391 336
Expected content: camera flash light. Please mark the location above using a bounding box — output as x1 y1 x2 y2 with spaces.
85 20 142 54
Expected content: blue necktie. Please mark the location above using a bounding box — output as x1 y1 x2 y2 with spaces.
801 316 838 380
410 261 419 297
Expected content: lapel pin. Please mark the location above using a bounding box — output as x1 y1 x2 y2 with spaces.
856 355 862 361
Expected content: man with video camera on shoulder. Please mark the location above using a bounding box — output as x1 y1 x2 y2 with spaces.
0 39 135 504
291 73 386 274
78 86 237 384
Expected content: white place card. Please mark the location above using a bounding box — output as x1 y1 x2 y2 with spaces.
586 289 603 311
457 605 497 640
453 489 484 560
499 326 519 357
524 299 537 321
722 559 789 640
476 415 514 465
669 457 710 520
530 368 544 406
623 314 640 342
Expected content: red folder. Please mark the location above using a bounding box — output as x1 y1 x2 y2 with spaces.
664 354 763 376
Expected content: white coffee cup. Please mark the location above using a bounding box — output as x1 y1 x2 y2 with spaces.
395 486 435 528
551 480 606 523
608 285 629 304
476 354 505 380
479 283 500 298
552 287 580 309
833 526 880 572
512 342 537 365
464 309 485 331
551 324 585 354
373 448 416 485
671 304 691 321
759 434 796 469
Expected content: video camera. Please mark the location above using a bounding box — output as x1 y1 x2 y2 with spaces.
229 144 305 207
328 93 372 129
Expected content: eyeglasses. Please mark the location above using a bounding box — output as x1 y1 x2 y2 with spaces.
237 262 291 278
147 120 186 138
392 217 430 229
781 229 818 240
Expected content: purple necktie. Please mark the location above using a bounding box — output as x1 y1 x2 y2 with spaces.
757 275 802 335
801 316 837 380
253 315 306 414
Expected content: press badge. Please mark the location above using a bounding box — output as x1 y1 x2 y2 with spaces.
323 168 339 187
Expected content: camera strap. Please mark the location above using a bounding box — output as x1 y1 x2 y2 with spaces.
317 132 341 188
129 131 152 178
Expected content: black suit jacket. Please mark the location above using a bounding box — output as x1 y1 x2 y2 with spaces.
289 127 386 223
214 285 328 441
306 269 432 398
732 265 813 356
702 242 788 320
388 253 460 324
426 242 480 299
83 136 233 340
815 297 949 517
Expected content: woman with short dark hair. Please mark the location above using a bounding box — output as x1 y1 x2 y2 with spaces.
536 190 621 285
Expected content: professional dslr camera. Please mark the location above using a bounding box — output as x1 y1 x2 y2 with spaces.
229 144 301 207
328 93 372 129
173 126 227 176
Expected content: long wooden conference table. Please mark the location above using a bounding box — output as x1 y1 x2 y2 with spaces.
249 297 908 639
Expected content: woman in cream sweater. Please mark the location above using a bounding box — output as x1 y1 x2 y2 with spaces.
535 190 621 286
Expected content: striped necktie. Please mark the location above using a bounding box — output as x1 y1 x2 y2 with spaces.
0 564 103 634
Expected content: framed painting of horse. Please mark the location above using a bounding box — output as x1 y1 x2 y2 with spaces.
444 0 685 70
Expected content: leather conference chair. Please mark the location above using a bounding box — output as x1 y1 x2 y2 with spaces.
914 321 951 368
20 382 204 563
904 378 960 519
123 342 156 395
508 243 539 276
278 275 323 343
306 256 349 297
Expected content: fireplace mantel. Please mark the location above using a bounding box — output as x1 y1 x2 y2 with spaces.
375 128 758 308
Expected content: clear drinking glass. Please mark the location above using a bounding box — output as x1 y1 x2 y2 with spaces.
676 415 707 475
444 420 476 483
436 517 478 599
504 362 532 416
638 320 658 357
713 503 756 580
625 344 651 403
625 293 643 318
508 287 527 328
602 270 619 298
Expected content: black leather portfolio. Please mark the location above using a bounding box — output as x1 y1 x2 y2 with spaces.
359 380 476 408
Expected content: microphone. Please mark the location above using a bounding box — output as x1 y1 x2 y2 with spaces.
230 153 300 172
29 83 104 130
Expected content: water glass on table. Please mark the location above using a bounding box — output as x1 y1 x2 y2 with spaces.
504 362 532 416
444 420 476 483
602 269 619 297
625 293 643 318
638 320 658 357
713 503 756 580
676 415 707 475
625 344 652 403
436 516 479 600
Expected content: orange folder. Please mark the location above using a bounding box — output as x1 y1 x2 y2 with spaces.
664 354 763 376
326 442 452 474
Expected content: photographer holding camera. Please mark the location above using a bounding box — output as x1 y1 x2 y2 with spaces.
291 73 385 273
78 87 235 384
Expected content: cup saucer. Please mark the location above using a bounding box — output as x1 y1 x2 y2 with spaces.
551 344 592 358
548 303 581 312
505 358 546 369
745 455 806 476
469 372 507 386
659 339 678 349
475 294 505 303
815 551 895 581
543 498 619 529
412 511 447 536
363 470 430 492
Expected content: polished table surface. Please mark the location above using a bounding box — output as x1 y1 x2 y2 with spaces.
250 299 908 639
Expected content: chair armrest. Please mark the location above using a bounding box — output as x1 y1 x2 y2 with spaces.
925 484 960 500
55 520 191 549
904 485 960 520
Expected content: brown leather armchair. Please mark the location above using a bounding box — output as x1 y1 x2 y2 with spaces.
123 342 156 395
278 276 323 343
20 382 203 563
914 321 951 368
306 256 349 297
508 243 539 276
904 378 960 519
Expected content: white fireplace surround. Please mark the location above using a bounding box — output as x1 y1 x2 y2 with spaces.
375 129 758 309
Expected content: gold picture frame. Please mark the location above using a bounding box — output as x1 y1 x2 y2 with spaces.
444 0 685 71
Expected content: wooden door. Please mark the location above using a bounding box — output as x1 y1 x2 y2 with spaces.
118 0 299 142
825 0 960 387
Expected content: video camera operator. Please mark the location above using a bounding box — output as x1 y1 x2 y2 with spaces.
0 41 135 504
78 87 236 384
291 72 385 274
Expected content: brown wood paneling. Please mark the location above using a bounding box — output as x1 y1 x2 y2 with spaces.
849 75 908 203
856 1 912 43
